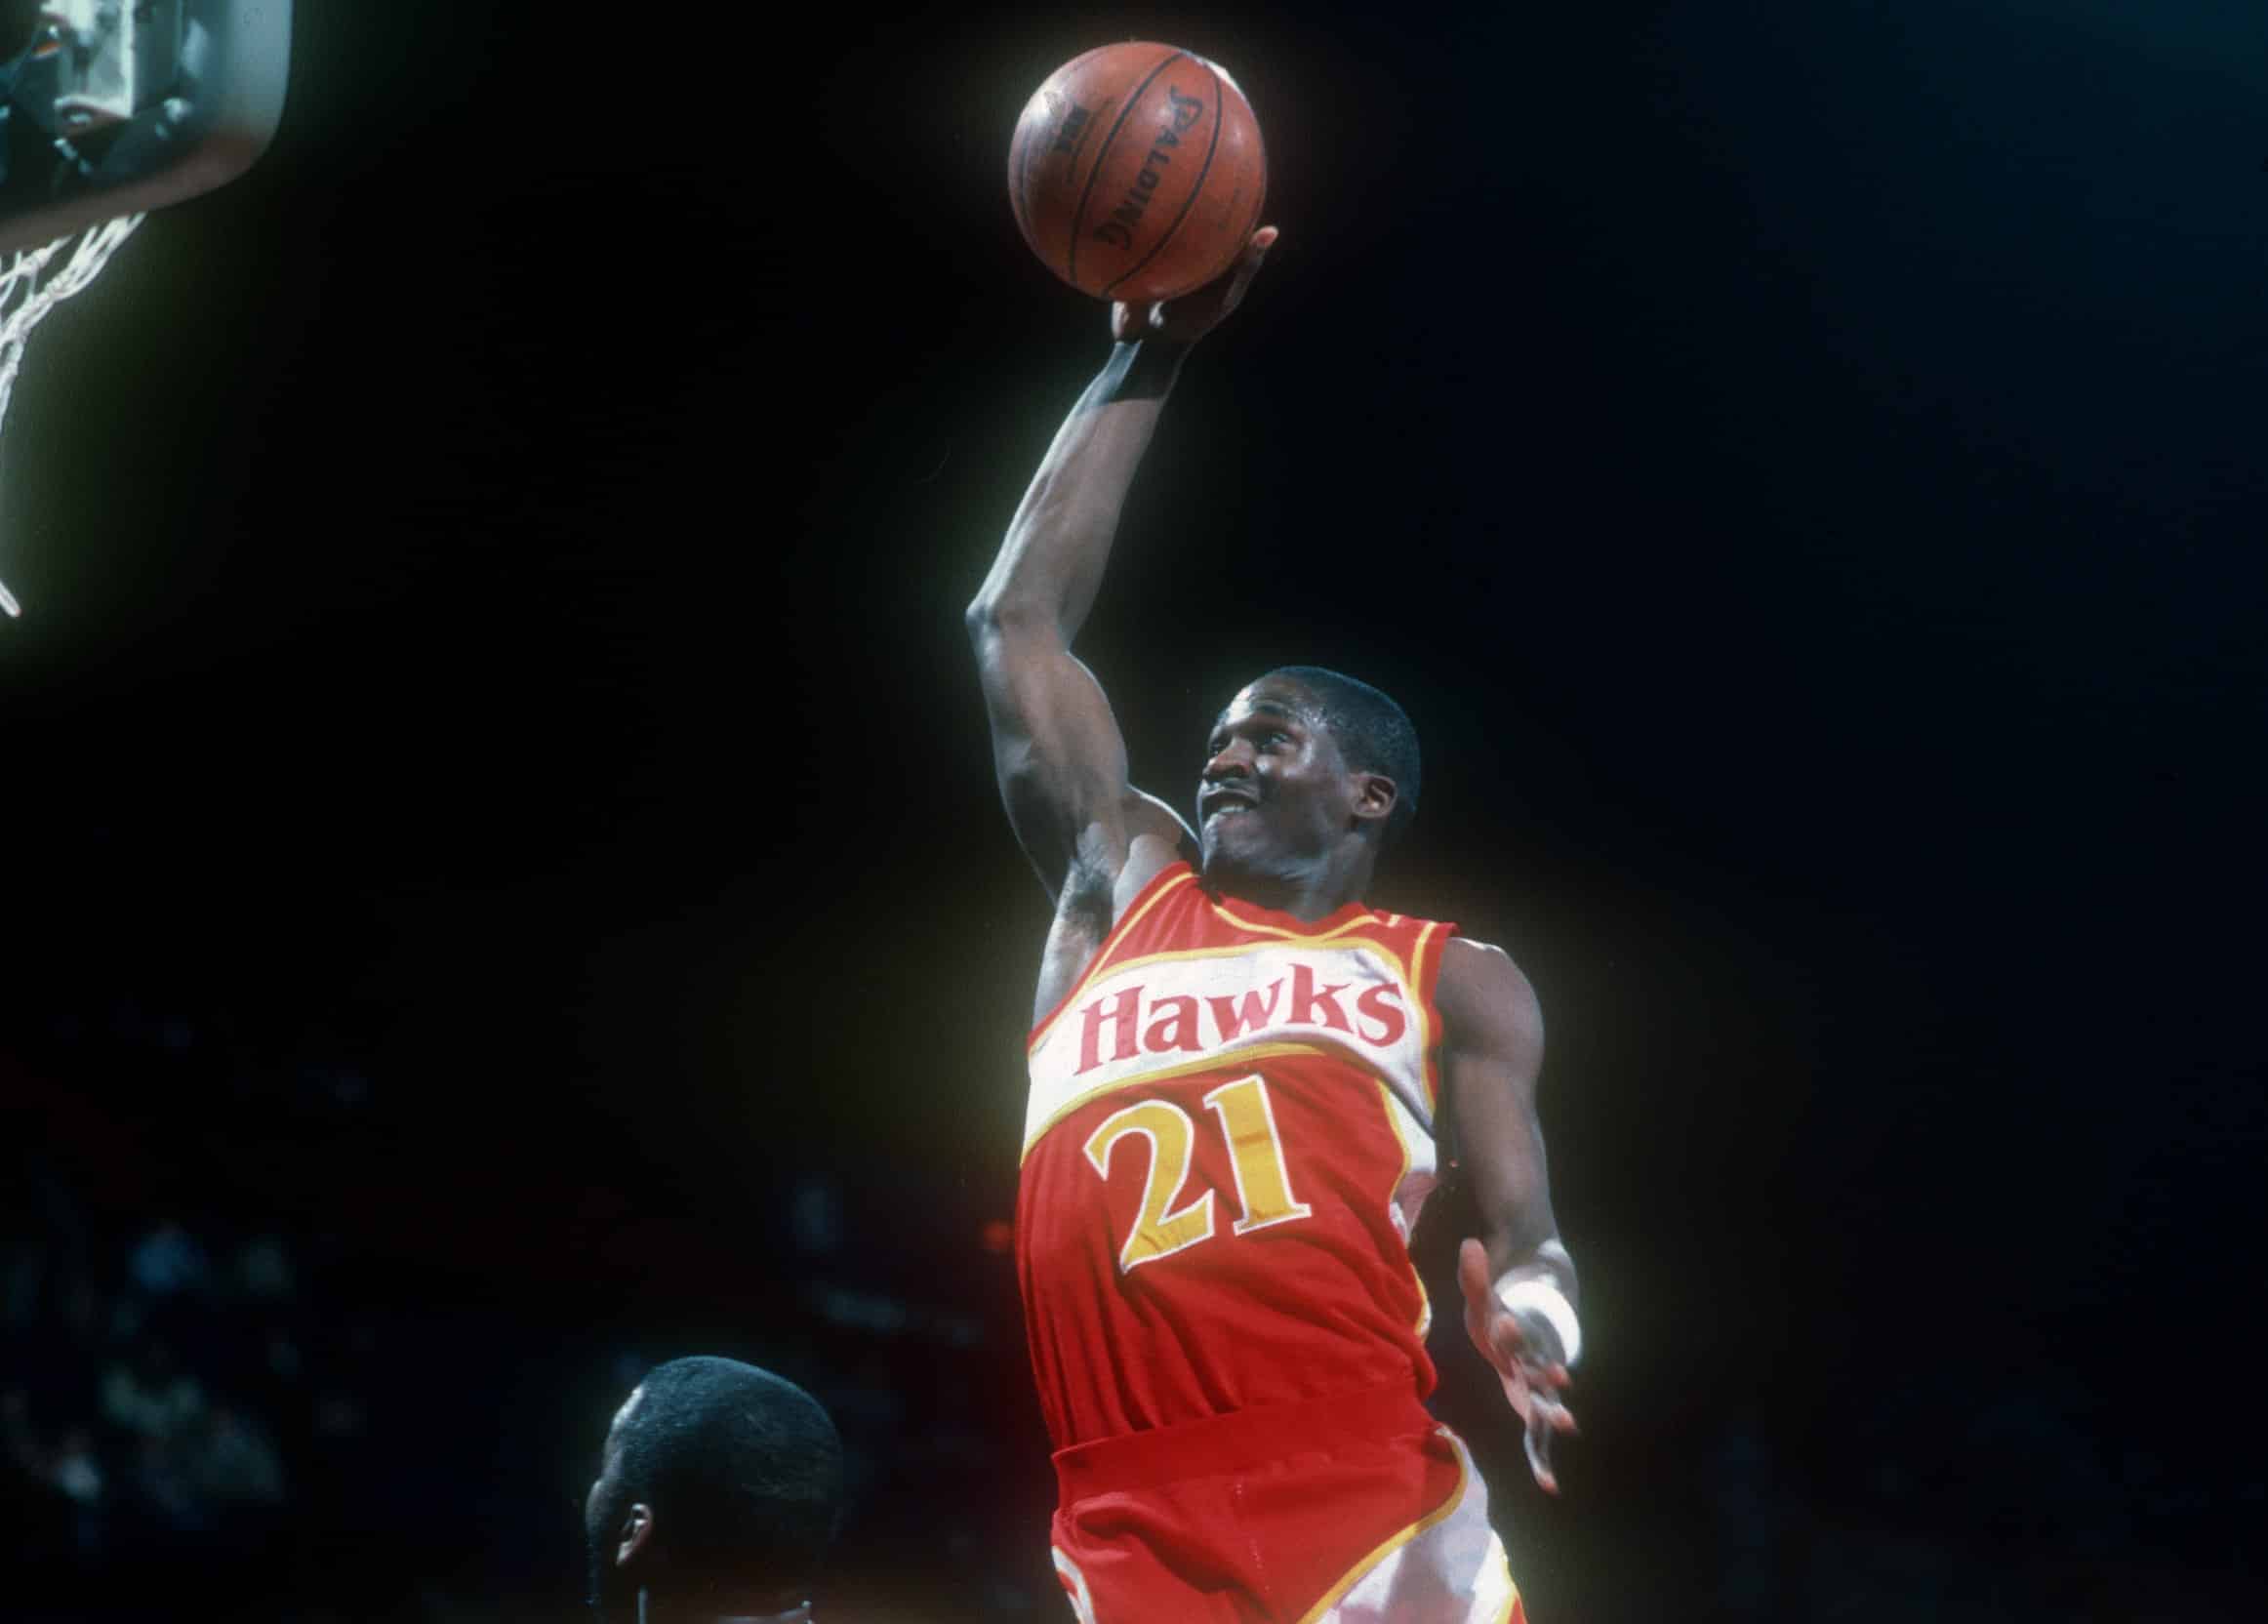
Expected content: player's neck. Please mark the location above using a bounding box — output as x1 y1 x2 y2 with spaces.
1211 852 1370 920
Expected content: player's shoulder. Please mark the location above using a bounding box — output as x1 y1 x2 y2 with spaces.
1118 789 1196 889
1440 936 1535 994
1436 938 1544 1044
1107 808 1197 918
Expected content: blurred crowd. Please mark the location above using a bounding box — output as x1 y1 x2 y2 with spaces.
3 1192 307 1575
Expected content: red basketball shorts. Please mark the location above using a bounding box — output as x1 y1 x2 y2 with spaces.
1047 1383 1525 1623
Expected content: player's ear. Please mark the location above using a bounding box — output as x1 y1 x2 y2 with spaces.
1351 772 1397 831
615 1502 656 1568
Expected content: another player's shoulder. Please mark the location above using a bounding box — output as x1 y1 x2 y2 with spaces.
1436 938 1544 1053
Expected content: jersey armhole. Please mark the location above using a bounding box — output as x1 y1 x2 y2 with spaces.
1414 918 1461 1119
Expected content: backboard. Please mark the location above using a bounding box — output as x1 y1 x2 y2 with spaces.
0 1 290 254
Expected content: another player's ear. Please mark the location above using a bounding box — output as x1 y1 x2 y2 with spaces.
1352 773 1397 829
615 1502 656 1568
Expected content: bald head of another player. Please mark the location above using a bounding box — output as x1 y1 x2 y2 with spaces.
584 1356 846 1624
1196 667 1420 899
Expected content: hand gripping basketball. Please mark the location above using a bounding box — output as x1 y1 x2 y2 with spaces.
1112 225 1276 345
1458 1238 1579 1494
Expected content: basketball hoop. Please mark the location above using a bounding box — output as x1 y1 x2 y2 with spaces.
0 0 292 616
0 210 141 618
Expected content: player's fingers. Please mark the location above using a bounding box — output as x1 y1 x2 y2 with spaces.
1497 1371 1532 1424
1456 1238 1493 1311
1223 232 1276 303
1486 1320 1532 1372
1522 1410 1560 1494
1464 1308 1497 1360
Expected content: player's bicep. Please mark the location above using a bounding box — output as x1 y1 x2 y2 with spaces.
967 612 1179 894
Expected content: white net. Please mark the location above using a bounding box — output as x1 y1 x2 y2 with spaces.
0 212 144 618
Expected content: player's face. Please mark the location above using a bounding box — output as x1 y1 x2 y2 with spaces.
1196 681 1356 880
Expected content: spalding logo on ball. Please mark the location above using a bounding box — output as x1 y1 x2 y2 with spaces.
1009 42 1267 304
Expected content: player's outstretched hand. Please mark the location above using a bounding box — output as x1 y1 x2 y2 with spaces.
1113 226 1277 345
1457 1238 1578 1494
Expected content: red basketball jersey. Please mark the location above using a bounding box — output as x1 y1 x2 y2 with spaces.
1018 861 1458 1452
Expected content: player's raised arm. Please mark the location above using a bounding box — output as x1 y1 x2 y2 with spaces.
1439 937 1584 1493
965 227 1276 902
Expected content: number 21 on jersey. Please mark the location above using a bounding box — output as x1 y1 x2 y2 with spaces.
1081 1074 1312 1272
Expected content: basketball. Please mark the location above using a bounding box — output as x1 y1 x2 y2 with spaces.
1008 43 1267 305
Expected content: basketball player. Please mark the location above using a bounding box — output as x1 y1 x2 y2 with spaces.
584 1356 847 1624
966 226 1581 1621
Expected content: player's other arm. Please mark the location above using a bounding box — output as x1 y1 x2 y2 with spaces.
1438 937 1583 1490
964 229 1276 901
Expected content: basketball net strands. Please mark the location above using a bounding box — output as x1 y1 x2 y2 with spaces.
0 212 141 617
0 0 291 619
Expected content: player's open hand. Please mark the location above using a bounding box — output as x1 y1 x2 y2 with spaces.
1457 1238 1578 1494
1113 226 1277 345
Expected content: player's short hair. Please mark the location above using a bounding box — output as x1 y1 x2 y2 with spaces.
607 1356 846 1595
1265 666 1422 845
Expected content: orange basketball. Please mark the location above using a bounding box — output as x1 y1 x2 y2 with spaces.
1008 42 1267 305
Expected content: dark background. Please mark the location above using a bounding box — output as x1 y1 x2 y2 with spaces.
3 2 2263 1618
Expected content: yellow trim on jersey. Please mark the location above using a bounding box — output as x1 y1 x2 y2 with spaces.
1020 1042 1332 1161
1411 919 1446 1115
1494 1572 1522 1624
1028 933 1425 1056
1374 1079 1433 1341
1293 1431 1471 1624
1202 897 1384 944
